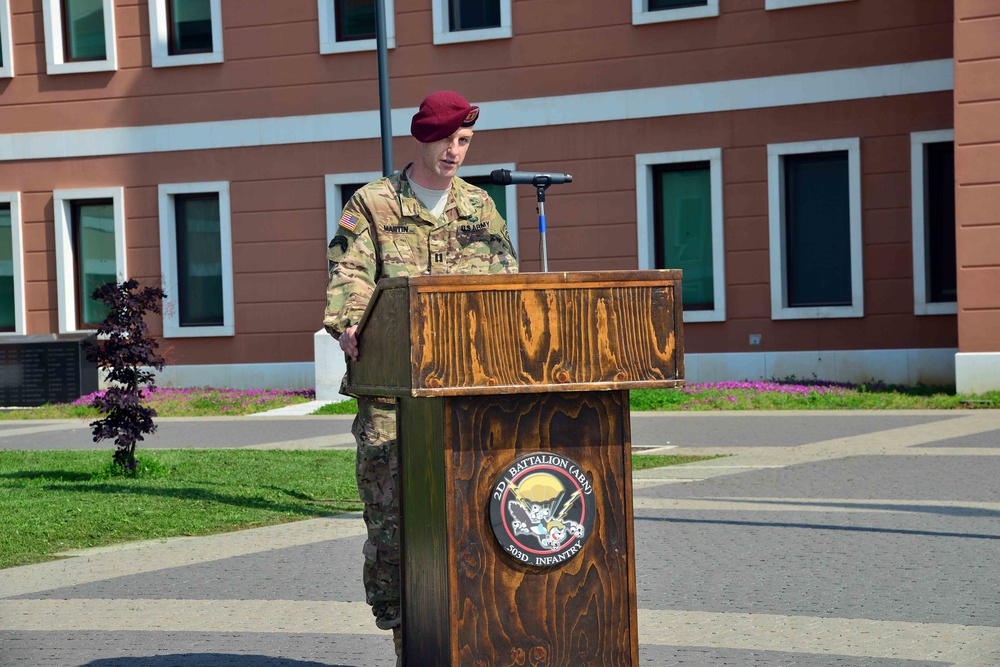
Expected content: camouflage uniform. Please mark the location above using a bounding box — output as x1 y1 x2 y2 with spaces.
324 166 518 630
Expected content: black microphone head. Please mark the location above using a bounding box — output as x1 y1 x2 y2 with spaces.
489 169 511 186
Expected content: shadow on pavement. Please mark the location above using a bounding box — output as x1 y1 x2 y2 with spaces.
79 656 352 667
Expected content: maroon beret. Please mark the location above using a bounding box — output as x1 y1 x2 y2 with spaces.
410 91 480 143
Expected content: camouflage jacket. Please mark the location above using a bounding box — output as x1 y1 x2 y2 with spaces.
324 166 519 337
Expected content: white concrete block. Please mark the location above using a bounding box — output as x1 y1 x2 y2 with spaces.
314 329 348 402
955 352 1000 395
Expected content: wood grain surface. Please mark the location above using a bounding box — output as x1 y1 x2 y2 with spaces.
347 271 684 398
438 391 636 666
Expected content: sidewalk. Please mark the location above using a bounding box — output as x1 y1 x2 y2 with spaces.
1 409 998 666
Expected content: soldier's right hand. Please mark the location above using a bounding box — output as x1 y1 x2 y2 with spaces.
339 325 360 361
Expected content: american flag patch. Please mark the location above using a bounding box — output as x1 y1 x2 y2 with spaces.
339 211 360 231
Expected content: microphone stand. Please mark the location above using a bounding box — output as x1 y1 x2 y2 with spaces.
532 176 554 272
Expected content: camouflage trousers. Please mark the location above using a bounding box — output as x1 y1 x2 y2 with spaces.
352 397 401 630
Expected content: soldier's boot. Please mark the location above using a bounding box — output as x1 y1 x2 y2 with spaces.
392 627 403 666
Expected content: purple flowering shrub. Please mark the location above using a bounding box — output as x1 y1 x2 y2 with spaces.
631 376 956 411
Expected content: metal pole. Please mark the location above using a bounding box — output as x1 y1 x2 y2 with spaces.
375 0 393 176
536 185 549 272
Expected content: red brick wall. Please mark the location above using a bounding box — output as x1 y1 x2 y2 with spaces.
955 0 1000 352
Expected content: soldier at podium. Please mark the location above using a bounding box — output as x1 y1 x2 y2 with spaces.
323 90 519 663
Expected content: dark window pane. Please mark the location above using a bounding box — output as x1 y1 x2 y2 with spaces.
649 0 707 10
335 0 376 41
62 0 106 61
784 151 852 308
176 194 224 327
0 205 13 331
449 0 500 31
340 183 365 205
462 176 507 222
168 0 213 54
925 142 956 304
653 163 714 310
72 200 115 328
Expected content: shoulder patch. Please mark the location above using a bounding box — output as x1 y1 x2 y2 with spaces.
339 210 360 231
329 235 349 252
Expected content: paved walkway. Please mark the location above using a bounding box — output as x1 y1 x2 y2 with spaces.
1 409 998 666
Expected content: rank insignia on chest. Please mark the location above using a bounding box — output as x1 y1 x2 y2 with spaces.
339 211 360 231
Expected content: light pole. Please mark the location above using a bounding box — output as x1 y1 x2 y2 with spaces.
375 0 393 176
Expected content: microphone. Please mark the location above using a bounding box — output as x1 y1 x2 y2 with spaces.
489 169 573 186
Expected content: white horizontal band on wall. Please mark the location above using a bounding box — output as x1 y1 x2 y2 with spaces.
0 59 953 162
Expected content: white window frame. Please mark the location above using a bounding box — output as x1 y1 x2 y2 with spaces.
767 138 863 320
318 0 395 54
325 164 519 255
432 0 511 45
158 181 234 338
53 187 127 333
0 0 14 78
0 192 25 335
636 149 726 323
766 0 854 9
911 129 956 316
633 0 719 25
148 0 224 68
41 0 118 75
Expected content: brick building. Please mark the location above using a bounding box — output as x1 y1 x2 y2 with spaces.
0 0 996 394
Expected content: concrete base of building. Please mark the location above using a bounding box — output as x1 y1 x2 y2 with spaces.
685 348 957 387
151 361 317 392
955 352 1000 395
138 347 960 393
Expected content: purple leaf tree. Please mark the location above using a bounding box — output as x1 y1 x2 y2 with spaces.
85 280 166 473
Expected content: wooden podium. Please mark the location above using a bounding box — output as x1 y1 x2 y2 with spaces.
346 271 684 666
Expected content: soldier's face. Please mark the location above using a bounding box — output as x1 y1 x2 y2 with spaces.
414 128 474 188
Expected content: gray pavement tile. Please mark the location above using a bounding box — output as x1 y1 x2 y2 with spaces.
19 540 364 603
914 429 1000 448
0 418 354 451
633 509 1000 626
637 456 1000 502
639 646 947 666
0 631 394 667
629 414 963 448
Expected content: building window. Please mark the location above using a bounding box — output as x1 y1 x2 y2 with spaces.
633 0 718 25
159 182 233 337
0 193 24 335
767 138 863 320
911 130 956 316
0 0 14 78
53 188 127 333
149 0 223 67
319 0 395 54
766 0 854 10
42 0 117 74
71 200 116 328
432 0 510 45
324 165 519 256
636 149 725 322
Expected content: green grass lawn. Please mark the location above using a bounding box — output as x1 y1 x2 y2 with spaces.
3 380 997 421
0 449 713 569
314 380 999 414
0 387 316 420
